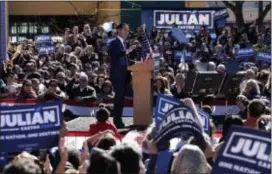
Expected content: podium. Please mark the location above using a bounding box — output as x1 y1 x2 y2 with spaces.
128 59 154 127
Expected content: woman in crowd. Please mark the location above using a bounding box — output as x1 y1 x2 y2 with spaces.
17 79 37 100
154 76 172 96
241 79 261 100
97 80 115 103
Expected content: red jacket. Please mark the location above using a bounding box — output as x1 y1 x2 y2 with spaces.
89 121 121 138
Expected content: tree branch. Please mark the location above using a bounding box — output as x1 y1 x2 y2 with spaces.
222 1 235 11
256 2 271 21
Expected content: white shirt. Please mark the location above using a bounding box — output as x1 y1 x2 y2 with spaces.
117 36 126 49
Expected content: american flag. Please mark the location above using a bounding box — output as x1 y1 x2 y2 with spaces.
139 32 152 61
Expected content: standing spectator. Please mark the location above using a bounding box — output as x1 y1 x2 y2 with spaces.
154 76 172 96
80 45 98 65
244 99 265 128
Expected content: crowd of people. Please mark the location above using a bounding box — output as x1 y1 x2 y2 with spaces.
0 18 271 174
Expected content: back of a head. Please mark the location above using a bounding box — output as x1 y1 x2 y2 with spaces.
248 99 265 118
171 144 210 174
96 133 117 150
3 159 42 174
110 142 142 174
67 147 80 170
223 115 243 138
95 107 110 123
88 148 119 174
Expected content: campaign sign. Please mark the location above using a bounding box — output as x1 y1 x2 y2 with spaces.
0 153 7 168
155 94 183 129
38 46 55 55
174 50 192 63
235 48 255 61
154 105 205 148
198 109 210 134
256 52 271 64
154 10 214 30
0 101 63 153
35 35 53 48
214 9 229 21
171 28 189 44
212 126 271 174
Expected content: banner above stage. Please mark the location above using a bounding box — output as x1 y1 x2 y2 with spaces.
153 10 214 30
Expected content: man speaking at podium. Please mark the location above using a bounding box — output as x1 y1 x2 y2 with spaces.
109 23 137 128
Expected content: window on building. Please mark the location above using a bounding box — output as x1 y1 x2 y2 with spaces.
18 23 28 34
41 26 49 33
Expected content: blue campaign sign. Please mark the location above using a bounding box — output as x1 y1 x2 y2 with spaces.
36 35 51 42
154 10 214 30
214 9 229 21
256 52 271 64
171 28 189 44
154 105 205 149
174 50 192 63
155 94 183 129
198 109 210 134
235 48 255 61
0 101 63 153
212 126 271 174
38 46 55 56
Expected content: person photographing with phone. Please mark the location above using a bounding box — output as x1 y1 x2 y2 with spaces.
108 23 137 128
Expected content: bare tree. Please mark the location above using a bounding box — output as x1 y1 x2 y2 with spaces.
222 1 271 32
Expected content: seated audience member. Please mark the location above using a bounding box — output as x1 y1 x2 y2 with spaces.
236 95 249 119
70 72 97 101
110 142 145 174
0 73 19 99
244 99 265 128
38 79 66 101
89 107 119 137
216 64 226 74
241 79 261 100
220 115 244 142
171 144 211 174
17 79 37 99
87 148 120 174
97 80 115 102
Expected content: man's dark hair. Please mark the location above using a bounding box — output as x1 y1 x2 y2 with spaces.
96 134 117 150
221 115 243 141
110 143 142 174
87 148 119 174
117 23 128 30
67 147 80 170
95 107 110 123
3 159 42 174
248 99 265 118
202 105 212 116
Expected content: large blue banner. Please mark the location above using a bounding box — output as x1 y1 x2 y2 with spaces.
235 48 255 61
153 10 214 30
212 126 271 174
0 101 63 153
154 105 205 148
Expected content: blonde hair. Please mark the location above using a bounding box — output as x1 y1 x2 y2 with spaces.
171 144 211 174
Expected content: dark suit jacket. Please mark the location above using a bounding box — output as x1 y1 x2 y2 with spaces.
70 85 97 101
109 37 128 81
